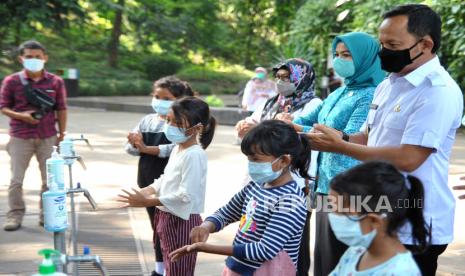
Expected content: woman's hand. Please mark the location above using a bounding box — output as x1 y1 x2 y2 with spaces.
236 119 257 139
190 225 211 243
275 112 294 124
117 188 154 207
169 242 205 262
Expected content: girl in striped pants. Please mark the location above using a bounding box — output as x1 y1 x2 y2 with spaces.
118 97 216 276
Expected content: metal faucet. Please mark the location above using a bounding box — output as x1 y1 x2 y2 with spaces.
67 183 98 210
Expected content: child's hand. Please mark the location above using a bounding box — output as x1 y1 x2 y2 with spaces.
117 188 152 207
127 132 135 145
190 225 210 243
169 242 205 262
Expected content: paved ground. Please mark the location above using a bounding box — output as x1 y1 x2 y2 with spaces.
0 107 464 275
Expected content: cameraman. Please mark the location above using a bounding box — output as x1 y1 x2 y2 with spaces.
0 40 67 231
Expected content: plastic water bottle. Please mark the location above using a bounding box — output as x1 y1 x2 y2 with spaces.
46 146 65 190
59 137 74 165
42 175 68 232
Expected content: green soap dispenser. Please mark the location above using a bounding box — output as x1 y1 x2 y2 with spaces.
32 249 67 276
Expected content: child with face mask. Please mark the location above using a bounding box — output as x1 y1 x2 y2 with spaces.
168 120 310 276
328 161 428 275
119 96 216 276
124 76 194 276
235 58 320 276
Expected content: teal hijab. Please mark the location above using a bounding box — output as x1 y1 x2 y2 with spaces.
332 32 385 89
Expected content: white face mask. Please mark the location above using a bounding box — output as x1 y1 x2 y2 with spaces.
22 58 45 72
328 212 386 248
276 79 296 96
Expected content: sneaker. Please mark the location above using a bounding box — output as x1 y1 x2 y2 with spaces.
3 218 21 231
151 271 163 276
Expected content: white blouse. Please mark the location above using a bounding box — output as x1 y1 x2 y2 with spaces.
150 144 207 220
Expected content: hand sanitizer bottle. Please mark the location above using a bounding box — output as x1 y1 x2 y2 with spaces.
46 146 65 190
42 175 68 232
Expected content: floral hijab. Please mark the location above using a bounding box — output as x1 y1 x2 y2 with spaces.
261 58 316 119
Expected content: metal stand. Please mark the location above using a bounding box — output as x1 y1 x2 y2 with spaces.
50 135 106 275
53 232 67 273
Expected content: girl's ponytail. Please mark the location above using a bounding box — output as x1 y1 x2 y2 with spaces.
406 175 430 252
294 133 311 179
200 116 217 149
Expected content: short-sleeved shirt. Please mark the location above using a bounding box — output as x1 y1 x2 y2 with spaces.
329 246 421 275
0 70 67 139
364 57 463 245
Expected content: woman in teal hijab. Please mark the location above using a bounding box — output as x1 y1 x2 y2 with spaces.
276 32 385 276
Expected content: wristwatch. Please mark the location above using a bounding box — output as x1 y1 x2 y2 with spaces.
342 131 349 142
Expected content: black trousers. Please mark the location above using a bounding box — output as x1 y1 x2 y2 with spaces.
313 194 348 276
296 211 312 276
404 244 448 276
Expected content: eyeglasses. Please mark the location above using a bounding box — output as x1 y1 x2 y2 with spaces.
275 74 291 82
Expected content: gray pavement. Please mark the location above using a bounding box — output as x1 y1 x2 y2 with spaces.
0 107 464 275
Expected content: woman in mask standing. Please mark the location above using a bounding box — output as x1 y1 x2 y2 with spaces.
236 58 321 276
276 32 385 276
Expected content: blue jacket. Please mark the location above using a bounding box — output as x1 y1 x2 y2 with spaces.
294 86 375 194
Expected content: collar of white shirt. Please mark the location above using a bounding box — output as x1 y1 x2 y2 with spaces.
388 56 445 87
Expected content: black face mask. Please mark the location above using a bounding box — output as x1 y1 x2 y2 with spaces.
378 39 423 73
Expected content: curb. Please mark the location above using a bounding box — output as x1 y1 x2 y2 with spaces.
67 99 249 126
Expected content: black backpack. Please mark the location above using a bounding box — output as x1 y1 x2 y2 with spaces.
18 72 55 119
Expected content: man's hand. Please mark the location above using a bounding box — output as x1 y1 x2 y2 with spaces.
190 225 210 243
306 124 344 152
19 111 40 125
453 176 465 200
117 188 153 207
57 132 65 144
169 242 205 262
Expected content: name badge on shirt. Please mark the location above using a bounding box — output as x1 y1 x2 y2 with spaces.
46 89 55 93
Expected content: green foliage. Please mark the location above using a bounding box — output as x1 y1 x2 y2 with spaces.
288 0 465 93
177 64 252 95
143 55 184 80
205 95 225 107
0 0 463 97
434 0 465 91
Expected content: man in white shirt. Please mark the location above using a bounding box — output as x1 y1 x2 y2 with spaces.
306 4 463 276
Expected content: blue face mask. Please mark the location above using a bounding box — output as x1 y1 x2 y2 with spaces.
163 123 200 144
248 157 283 184
23 58 45 72
328 213 383 248
333 57 355 78
152 98 173 115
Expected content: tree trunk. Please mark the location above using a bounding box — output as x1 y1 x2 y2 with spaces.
108 0 125 68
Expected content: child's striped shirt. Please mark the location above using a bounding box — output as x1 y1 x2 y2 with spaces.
206 180 307 275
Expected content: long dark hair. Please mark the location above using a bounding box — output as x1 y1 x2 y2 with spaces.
171 96 216 149
241 120 312 179
153 76 194 98
330 161 430 252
